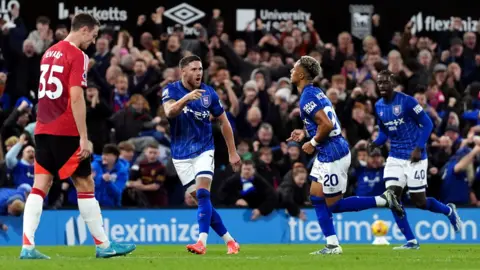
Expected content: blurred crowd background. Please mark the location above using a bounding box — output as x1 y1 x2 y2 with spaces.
1 5 480 221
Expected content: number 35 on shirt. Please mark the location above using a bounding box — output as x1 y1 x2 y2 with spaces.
39 64 65 100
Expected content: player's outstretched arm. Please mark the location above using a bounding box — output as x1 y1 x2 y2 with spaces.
217 112 241 171
163 89 205 118
454 145 480 173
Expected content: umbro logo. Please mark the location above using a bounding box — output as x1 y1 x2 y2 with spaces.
164 3 205 25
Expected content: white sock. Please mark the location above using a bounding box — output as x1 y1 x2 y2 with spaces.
198 232 208 247
408 239 418 244
77 193 110 249
22 192 44 250
375 196 387 207
326 235 340 246
221 232 234 243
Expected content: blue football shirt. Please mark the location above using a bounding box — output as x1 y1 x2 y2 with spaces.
441 160 470 205
299 84 350 163
353 165 385 196
375 92 429 160
162 81 224 159
0 188 27 215
10 161 34 187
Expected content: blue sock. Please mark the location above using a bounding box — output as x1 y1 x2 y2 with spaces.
392 206 415 241
196 188 212 234
210 207 227 237
310 195 336 237
329 196 377 213
426 197 451 215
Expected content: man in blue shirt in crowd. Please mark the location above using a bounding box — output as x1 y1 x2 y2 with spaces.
0 184 31 216
92 144 129 207
5 134 34 187
441 141 480 205
369 70 461 250
352 148 385 197
65 144 128 207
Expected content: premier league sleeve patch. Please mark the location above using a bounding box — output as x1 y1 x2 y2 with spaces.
201 95 211 108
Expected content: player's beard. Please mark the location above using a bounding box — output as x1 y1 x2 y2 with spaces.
190 78 201 89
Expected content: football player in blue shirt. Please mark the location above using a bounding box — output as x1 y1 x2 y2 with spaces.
369 70 462 250
162 55 241 255
287 56 403 255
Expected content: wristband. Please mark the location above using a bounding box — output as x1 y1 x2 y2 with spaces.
310 138 319 147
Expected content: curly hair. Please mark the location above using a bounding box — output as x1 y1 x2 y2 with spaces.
298 56 321 80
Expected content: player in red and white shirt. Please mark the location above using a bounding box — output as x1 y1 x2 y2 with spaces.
20 13 136 260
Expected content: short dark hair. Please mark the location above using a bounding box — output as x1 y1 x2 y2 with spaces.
378 69 394 80
71 13 100 31
271 52 282 58
357 145 367 152
242 160 255 167
212 56 227 69
36 16 50 25
179 55 201 69
56 24 67 30
103 144 120 157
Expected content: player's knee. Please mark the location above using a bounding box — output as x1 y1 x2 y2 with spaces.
327 198 343 213
309 181 323 197
196 177 211 190
72 175 95 192
33 176 53 193
413 197 427 209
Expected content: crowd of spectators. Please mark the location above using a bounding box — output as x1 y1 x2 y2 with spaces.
1 6 480 221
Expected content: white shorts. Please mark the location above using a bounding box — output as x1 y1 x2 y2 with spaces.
310 152 351 197
172 150 214 193
384 157 428 193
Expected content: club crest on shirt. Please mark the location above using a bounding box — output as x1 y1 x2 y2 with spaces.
201 95 211 108
393 105 402 116
379 111 383 117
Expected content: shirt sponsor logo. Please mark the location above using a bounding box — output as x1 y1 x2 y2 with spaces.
303 101 317 114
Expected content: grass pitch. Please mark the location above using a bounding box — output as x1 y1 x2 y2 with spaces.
0 244 478 270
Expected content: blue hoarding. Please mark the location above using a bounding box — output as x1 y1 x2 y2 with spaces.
0 208 478 246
